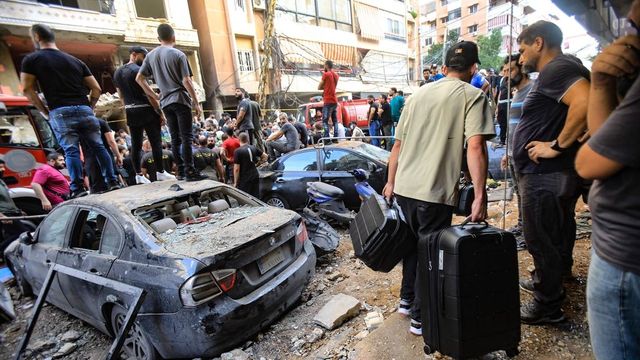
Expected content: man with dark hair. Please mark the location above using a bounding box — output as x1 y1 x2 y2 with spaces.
512 20 590 324
318 60 339 139
499 53 534 249
31 153 69 211
21 23 119 198
495 55 513 145
234 132 267 198
420 68 430 86
291 115 309 146
378 94 393 150
194 135 225 182
234 88 255 145
266 113 301 160
367 95 381 146
114 46 174 185
383 41 494 336
136 23 205 182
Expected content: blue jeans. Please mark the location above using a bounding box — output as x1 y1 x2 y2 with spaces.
49 106 116 191
369 120 380 146
322 103 338 139
588 252 640 360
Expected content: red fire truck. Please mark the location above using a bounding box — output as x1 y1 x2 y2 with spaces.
295 98 372 132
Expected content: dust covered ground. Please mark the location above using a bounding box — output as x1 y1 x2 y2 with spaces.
0 191 595 360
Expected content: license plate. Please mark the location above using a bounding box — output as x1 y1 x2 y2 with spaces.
257 248 285 274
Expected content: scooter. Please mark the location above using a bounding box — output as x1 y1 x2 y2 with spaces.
303 181 354 225
351 169 377 200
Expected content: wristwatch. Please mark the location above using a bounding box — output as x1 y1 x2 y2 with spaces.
550 139 566 152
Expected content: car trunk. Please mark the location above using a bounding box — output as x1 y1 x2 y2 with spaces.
162 206 303 299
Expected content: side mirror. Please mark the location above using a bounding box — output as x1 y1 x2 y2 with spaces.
19 232 36 245
368 162 378 173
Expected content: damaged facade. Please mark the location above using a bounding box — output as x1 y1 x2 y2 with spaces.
0 0 205 129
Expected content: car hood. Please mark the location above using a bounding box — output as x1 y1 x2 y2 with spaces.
161 206 298 264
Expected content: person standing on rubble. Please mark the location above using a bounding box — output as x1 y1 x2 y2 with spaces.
234 133 267 198
136 23 205 182
20 23 120 198
113 45 175 184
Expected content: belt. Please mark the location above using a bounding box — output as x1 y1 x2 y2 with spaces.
125 104 152 109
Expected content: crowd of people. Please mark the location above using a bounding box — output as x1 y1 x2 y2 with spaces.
0 5 637 357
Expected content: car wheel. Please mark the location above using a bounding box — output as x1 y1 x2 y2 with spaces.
110 305 158 360
6 260 32 297
265 195 289 209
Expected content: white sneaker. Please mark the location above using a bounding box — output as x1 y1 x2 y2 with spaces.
409 319 422 336
156 171 176 181
397 299 411 316
135 174 151 184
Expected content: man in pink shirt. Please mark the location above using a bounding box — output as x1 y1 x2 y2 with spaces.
31 153 70 211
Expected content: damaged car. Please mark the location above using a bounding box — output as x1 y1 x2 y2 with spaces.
4 180 316 359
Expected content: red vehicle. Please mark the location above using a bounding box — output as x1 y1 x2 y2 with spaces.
296 98 371 132
0 95 63 215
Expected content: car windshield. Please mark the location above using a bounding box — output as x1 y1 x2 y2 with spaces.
0 110 40 148
352 143 390 163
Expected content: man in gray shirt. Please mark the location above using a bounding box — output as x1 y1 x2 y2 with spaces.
235 88 255 145
266 113 302 161
136 24 205 181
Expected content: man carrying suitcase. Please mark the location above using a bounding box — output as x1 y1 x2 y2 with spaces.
383 41 495 335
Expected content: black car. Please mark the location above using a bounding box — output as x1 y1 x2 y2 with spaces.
259 141 390 211
4 180 316 359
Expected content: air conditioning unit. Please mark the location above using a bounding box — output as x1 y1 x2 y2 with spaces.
253 0 265 11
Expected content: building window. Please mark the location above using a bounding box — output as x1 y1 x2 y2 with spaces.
237 50 255 72
428 21 437 31
447 8 461 21
235 0 245 11
424 2 436 13
276 0 352 32
440 16 448 24
424 37 433 46
385 18 406 41
133 0 166 18
37 0 115 14
440 0 448 6
469 4 478 14
468 24 478 33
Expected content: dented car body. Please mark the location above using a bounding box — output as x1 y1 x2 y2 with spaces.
4 180 316 359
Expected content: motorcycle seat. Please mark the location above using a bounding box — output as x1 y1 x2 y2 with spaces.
308 181 344 198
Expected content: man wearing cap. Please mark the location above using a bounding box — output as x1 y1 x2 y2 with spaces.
383 41 494 336
136 23 205 182
113 46 175 184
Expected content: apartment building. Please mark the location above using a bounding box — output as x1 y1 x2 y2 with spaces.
419 0 533 67
0 0 204 100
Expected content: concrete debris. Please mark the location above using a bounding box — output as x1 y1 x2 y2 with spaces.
327 272 344 281
220 348 251 360
52 342 77 358
292 338 306 350
364 311 384 331
306 327 324 343
313 293 361 330
29 339 56 352
94 92 124 121
60 330 81 342
355 330 369 340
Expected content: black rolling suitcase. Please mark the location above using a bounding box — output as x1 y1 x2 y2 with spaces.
349 194 415 272
418 220 520 359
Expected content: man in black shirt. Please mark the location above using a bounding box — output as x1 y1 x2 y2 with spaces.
193 136 225 182
141 141 176 182
367 95 381 147
234 133 266 198
378 94 393 150
512 21 590 324
113 46 174 185
20 24 118 197
265 113 302 161
292 115 309 146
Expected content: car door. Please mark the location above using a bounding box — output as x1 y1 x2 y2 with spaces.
269 149 321 210
319 149 372 210
55 207 122 323
21 205 75 309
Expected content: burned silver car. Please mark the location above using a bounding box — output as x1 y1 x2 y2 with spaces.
4 180 316 359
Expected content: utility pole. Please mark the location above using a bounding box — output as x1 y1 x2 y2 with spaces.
258 0 277 108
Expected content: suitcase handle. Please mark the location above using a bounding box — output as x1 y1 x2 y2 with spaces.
460 216 489 229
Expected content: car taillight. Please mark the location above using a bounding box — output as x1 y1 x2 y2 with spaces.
179 269 237 307
212 269 236 292
296 220 308 244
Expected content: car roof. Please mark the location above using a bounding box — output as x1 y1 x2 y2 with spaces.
70 180 225 211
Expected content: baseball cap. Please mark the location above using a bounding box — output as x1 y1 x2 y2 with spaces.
445 41 481 68
129 46 148 55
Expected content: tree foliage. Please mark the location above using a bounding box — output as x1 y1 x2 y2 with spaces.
477 29 504 71
424 30 461 66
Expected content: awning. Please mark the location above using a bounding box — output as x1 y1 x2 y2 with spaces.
321 43 356 66
354 2 383 41
278 38 325 64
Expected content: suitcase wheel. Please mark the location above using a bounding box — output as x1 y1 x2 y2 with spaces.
506 348 520 358
423 345 432 355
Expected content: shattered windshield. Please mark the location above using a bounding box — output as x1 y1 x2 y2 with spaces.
353 143 390 163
